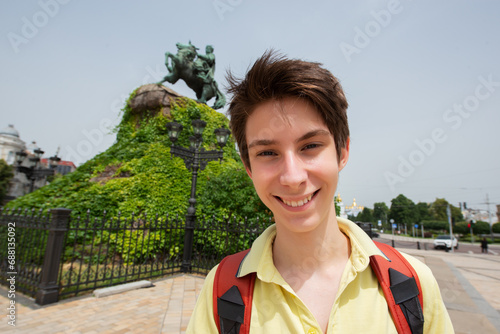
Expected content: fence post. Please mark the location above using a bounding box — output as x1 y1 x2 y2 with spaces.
35 208 71 305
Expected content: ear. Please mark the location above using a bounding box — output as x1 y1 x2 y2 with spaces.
245 164 253 179
240 153 253 179
338 137 350 172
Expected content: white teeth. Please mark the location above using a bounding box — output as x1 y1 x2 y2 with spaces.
282 194 313 207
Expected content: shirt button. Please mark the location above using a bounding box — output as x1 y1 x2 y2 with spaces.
307 328 318 334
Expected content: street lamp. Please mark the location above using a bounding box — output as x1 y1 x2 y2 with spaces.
14 147 60 193
166 119 231 272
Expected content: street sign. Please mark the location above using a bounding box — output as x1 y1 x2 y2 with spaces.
378 220 382 226
414 224 419 228
392 223 397 229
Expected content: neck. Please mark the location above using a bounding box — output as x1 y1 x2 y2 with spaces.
272 217 350 274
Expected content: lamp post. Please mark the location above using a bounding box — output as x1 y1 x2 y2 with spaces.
166 119 230 273
15 148 60 193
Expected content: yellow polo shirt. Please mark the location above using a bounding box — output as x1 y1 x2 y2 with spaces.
186 218 454 333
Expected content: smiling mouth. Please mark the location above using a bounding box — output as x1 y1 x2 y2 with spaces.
277 190 319 208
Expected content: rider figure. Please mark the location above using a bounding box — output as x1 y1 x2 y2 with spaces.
196 45 216 84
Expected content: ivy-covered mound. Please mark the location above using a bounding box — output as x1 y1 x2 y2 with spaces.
6 84 269 221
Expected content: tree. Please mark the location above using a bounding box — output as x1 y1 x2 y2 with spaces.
416 202 431 221
389 194 418 228
429 198 463 222
493 223 500 233
0 159 13 202
474 221 492 235
453 221 469 235
356 207 374 223
373 202 389 223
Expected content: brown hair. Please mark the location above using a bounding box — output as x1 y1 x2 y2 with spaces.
226 50 349 168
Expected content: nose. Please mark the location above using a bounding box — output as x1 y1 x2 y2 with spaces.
279 153 307 188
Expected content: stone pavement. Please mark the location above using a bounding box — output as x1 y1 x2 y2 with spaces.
0 274 205 334
403 248 500 334
1 249 499 333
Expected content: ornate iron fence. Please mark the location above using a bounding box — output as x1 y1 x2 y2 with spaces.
0 207 272 305
58 211 186 300
0 208 50 298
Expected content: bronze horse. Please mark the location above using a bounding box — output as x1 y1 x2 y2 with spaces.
157 42 226 110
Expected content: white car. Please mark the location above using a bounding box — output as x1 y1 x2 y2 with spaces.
433 235 458 250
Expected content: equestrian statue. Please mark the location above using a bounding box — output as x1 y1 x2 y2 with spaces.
157 42 226 110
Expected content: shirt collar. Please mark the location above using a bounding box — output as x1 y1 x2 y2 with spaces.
237 218 387 279
336 217 387 271
238 224 282 283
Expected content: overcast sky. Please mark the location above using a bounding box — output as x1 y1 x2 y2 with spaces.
1 0 499 215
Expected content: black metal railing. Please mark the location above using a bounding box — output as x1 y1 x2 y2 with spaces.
0 207 272 305
191 215 272 275
58 211 186 299
0 208 50 298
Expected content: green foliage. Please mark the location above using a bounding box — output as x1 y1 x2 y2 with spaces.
105 225 183 264
373 202 389 222
356 207 374 223
429 198 463 222
5 89 262 263
421 220 449 231
493 223 500 233
454 221 491 236
473 221 492 235
416 202 432 221
0 159 14 201
453 221 469 235
197 159 270 221
6 95 239 217
389 194 418 227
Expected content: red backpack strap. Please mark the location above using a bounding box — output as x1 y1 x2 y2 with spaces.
370 241 424 334
213 249 256 334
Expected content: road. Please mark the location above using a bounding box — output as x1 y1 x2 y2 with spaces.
375 233 499 255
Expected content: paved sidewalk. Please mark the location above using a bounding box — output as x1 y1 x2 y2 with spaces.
1 250 499 333
0 274 205 334
403 248 500 334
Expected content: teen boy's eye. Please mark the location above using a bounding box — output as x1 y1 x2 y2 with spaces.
257 151 276 157
302 143 321 150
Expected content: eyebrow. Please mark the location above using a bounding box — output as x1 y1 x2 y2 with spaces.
247 129 331 149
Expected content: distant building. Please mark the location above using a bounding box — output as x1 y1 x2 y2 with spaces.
345 198 365 218
1 124 77 202
462 208 498 224
335 194 365 219
0 124 26 165
335 194 347 219
40 158 76 175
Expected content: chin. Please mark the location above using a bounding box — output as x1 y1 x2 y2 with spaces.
274 214 324 234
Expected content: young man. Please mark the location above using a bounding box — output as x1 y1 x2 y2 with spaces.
187 51 454 333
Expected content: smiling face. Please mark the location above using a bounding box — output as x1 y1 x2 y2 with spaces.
245 97 349 234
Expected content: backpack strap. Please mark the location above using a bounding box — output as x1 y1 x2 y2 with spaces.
370 241 424 334
213 249 255 334
213 242 424 334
